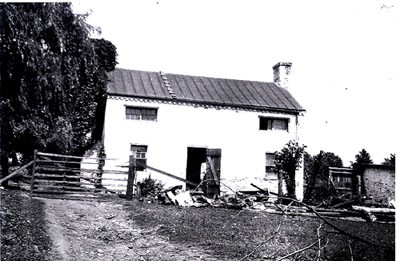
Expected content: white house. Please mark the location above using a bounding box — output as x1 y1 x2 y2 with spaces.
101 62 305 200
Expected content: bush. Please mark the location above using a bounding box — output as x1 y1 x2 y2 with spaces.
138 175 164 198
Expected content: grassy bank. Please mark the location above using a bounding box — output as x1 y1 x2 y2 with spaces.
0 189 52 261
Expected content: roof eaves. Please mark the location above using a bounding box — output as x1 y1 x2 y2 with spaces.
107 92 305 114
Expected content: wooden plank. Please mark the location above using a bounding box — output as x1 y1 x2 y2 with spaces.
36 167 127 175
37 151 117 161
32 185 95 192
102 170 128 175
0 160 34 185
37 159 98 165
352 205 396 214
34 173 87 179
206 156 219 185
32 190 99 195
34 173 127 182
34 180 83 186
100 177 128 182
137 162 198 187
36 166 101 174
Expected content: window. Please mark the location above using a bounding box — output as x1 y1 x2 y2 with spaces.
125 106 157 121
259 117 288 131
131 145 147 171
265 153 276 178
334 175 352 189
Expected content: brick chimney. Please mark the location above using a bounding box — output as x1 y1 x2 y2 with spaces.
273 62 292 89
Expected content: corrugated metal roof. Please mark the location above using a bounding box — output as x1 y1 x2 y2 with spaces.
107 68 305 112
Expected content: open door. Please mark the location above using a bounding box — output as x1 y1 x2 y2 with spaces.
203 148 221 197
186 147 221 197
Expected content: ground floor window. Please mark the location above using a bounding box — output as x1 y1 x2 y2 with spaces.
265 153 277 180
131 145 147 171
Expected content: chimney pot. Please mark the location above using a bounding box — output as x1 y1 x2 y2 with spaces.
273 62 292 89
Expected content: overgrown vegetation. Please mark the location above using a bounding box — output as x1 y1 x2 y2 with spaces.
303 151 343 205
0 3 117 180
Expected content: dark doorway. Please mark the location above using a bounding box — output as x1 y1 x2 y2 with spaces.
186 147 222 197
186 147 207 189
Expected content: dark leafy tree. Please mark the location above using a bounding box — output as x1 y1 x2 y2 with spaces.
382 153 395 168
274 140 305 199
0 3 117 179
351 149 373 196
303 151 343 204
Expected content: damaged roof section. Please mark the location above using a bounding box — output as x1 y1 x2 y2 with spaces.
107 68 305 113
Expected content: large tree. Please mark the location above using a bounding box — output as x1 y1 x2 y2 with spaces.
351 149 373 196
303 150 343 204
382 153 395 168
0 3 117 177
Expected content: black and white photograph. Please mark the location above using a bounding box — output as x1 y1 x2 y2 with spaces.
0 1 397 260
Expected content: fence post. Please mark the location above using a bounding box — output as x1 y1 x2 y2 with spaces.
96 145 106 189
126 155 136 200
277 167 283 204
30 150 38 196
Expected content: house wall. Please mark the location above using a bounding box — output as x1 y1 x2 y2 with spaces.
102 96 303 199
363 167 395 205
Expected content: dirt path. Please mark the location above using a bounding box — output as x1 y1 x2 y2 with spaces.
41 197 222 260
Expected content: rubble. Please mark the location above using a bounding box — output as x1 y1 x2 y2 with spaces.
135 182 396 223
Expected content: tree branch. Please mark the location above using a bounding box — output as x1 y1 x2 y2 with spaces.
276 240 319 261
278 196 393 251
239 203 290 260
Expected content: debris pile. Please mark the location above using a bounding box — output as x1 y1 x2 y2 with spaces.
133 181 396 223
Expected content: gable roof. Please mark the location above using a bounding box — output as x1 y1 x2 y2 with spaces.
107 68 305 113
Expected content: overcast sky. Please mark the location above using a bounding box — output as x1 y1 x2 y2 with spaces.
74 0 398 166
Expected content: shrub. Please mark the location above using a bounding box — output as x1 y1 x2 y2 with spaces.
138 175 164 198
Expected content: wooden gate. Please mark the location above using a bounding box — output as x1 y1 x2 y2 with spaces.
30 151 128 200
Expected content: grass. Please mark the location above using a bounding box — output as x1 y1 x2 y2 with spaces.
1 189 53 261
126 202 395 260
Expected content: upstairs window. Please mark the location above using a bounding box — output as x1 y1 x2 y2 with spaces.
131 145 147 171
259 117 288 131
125 106 157 121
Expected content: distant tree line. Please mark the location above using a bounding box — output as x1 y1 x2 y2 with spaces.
274 141 395 204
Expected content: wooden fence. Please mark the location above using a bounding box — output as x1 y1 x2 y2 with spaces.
29 150 128 199
1 150 203 200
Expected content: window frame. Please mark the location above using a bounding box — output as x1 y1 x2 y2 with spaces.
265 152 277 179
259 116 289 131
130 144 148 171
125 105 158 121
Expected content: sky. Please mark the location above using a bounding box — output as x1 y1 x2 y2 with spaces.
73 0 398 166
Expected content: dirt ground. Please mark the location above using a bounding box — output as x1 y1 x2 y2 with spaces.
1 189 395 260
40 196 224 261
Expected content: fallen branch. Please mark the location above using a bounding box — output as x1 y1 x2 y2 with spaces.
348 239 354 261
276 240 319 261
317 223 323 260
240 202 291 260
278 196 393 251
222 209 245 229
